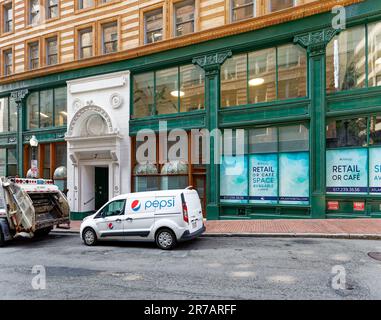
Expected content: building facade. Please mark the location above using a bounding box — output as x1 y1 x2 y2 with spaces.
0 0 380 220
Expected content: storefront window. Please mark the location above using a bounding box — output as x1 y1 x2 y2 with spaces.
133 162 159 192
0 149 5 176
26 87 67 129
134 176 160 192
24 142 66 180
249 127 277 153
55 143 67 167
54 87 67 126
368 21 381 88
133 72 155 118
7 148 17 177
221 43 307 108
180 64 204 112
326 118 367 148
0 148 17 177
43 144 50 179
279 124 309 152
277 44 307 99
40 90 54 128
326 26 366 93
326 115 381 195
221 54 247 107
27 92 39 129
160 161 188 189
9 99 17 132
0 98 9 133
278 124 309 204
220 124 310 205
156 67 178 115
132 64 205 118
370 116 381 145
248 48 276 104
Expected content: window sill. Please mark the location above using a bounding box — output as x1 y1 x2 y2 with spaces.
130 109 206 121
0 30 14 37
97 0 121 9
45 16 61 23
219 96 310 111
75 0 120 14
75 7 96 15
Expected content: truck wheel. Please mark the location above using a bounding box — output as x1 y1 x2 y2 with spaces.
0 227 5 247
156 228 177 250
83 228 97 246
35 227 53 237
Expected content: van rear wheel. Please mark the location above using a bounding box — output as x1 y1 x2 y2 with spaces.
83 228 97 246
156 229 177 250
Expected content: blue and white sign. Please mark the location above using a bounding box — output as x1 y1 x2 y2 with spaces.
220 155 248 203
369 148 381 194
326 148 368 194
249 154 278 204
279 152 310 204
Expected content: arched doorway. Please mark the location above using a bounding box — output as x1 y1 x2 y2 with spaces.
66 104 122 216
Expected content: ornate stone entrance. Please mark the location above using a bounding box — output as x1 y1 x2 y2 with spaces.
65 71 131 219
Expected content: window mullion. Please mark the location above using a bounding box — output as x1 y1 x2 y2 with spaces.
277 126 280 204
53 88 56 127
275 46 279 100
153 71 157 116
178 66 181 113
5 148 8 177
38 91 41 128
246 53 249 105
365 23 369 88
7 98 10 132
367 115 370 195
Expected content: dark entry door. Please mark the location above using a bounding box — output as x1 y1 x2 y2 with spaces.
193 175 206 217
95 167 109 210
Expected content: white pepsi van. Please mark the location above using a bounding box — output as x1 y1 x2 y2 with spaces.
80 187 205 250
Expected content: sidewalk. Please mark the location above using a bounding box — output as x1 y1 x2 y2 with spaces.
55 218 381 240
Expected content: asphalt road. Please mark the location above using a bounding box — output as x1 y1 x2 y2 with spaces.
1 233 381 300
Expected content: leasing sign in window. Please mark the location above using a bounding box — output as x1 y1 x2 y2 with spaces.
326 116 381 195
220 124 310 205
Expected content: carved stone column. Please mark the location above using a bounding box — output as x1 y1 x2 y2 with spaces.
193 50 232 220
10 89 29 177
294 27 340 218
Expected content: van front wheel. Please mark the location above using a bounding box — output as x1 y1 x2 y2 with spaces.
156 229 177 250
83 228 97 246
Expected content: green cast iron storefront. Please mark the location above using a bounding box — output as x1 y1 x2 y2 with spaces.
0 0 380 220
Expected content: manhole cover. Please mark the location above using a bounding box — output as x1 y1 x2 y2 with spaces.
368 252 381 261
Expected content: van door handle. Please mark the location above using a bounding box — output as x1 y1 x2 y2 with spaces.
126 218 133 222
116 219 122 223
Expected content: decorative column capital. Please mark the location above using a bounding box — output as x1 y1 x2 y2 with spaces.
192 50 232 76
294 27 340 57
10 89 29 105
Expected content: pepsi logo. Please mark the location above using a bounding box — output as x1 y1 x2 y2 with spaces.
131 200 141 212
108 223 114 229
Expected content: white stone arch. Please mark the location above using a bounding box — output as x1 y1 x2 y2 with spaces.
67 104 117 137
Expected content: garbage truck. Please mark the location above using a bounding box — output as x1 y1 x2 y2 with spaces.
0 177 70 246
